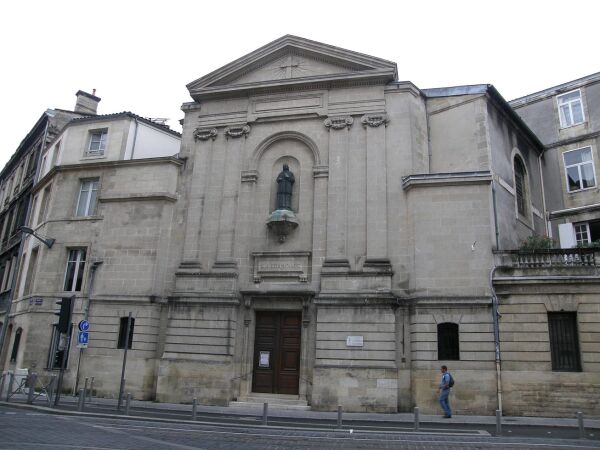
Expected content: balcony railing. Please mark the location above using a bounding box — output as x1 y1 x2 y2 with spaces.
501 248 597 268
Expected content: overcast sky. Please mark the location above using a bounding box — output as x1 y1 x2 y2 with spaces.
1 0 598 170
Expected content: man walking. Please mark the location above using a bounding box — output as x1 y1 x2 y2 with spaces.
437 365 452 418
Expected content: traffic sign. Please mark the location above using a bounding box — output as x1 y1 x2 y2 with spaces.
77 331 89 348
78 320 90 332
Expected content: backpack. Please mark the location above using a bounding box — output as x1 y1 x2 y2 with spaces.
448 373 455 388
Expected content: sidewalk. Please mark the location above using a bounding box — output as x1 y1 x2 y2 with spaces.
2 394 599 430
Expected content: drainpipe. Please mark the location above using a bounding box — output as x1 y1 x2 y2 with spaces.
130 118 139 160
489 265 503 413
538 151 549 236
491 180 500 250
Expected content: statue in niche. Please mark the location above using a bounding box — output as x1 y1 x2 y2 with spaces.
276 164 295 210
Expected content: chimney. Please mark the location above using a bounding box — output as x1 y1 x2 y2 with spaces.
74 90 101 115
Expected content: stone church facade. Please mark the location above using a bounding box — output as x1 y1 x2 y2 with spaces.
2 36 599 417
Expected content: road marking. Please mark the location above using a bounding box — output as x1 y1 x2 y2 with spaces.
91 424 599 448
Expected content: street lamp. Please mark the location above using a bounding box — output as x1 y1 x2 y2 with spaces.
19 226 55 249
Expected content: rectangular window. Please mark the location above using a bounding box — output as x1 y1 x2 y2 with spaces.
76 179 99 216
117 317 135 349
23 247 39 295
563 147 596 192
87 129 107 156
548 312 581 371
557 90 585 128
437 323 460 360
63 249 86 292
38 185 52 223
574 223 590 246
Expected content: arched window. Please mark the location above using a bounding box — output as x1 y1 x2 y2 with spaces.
514 157 528 216
437 323 460 360
10 328 22 363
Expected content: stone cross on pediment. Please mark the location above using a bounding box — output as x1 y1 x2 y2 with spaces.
279 55 300 78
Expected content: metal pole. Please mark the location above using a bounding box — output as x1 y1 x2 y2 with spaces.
88 377 94 403
117 312 132 411
74 261 103 395
83 377 89 401
77 389 85 411
414 407 420 431
192 397 197 420
337 405 343 428
496 409 502 436
47 376 56 407
0 372 5 399
125 393 131 415
27 373 36 404
262 402 268 425
577 411 585 439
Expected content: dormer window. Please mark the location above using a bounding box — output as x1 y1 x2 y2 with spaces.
87 129 107 156
557 90 585 128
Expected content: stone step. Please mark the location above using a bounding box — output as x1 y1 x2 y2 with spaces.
230 394 310 410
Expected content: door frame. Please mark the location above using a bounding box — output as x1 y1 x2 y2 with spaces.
239 295 312 400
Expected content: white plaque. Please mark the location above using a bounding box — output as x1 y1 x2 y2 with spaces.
259 351 270 368
346 336 364 347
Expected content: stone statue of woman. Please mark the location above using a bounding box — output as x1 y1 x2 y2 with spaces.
276 164 295 210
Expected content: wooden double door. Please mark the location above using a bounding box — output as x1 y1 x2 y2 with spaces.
252 311 301 395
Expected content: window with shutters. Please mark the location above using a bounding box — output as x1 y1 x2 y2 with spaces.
548 312 581 372
437 322 460 360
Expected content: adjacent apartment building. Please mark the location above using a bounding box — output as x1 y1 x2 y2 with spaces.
0 91 98 365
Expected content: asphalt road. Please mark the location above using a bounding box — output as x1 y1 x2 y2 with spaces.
0 405 598 450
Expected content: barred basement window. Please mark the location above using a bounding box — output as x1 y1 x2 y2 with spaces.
437 323 460 360
117 317 135 349
548 312 581 372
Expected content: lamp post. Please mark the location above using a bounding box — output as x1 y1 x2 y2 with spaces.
18 226 55 249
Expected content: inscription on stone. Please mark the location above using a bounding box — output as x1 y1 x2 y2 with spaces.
252 251 311 283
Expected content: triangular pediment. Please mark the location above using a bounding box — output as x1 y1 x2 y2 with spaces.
187 35 398 100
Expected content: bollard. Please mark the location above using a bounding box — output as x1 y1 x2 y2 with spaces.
77 389 85 411
27 373 37 404
6 372 14 402
0 373 5 399
88 377 94 403
414 407 420 431
337 405 343 429
577 411 585 439
262 402 268 426
83 378 89 402
125 393 131 415
496 410 502 436
192 397 197 420
47 376 56 407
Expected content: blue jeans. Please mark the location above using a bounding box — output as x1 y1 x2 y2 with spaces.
439 389 451 417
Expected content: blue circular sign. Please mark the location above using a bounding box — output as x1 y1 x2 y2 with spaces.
78 320 90 332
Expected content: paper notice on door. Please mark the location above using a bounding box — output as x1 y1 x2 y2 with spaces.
259 351 270 368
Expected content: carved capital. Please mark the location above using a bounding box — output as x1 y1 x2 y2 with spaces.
194 128 218 141
324 116 353 131
361 113 389 128
225 124 251 139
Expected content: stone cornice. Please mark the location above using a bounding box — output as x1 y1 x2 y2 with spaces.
99 192 178 203
190 70 397 101
402 171 492 190
33 156 183 194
